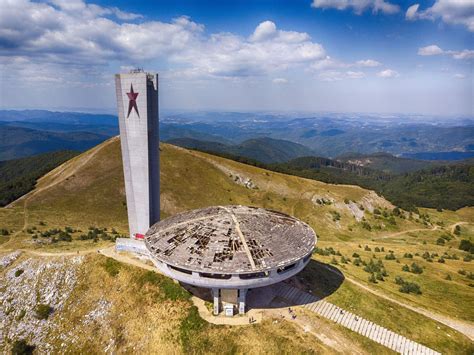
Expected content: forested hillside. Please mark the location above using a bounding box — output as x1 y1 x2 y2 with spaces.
0 150 79 206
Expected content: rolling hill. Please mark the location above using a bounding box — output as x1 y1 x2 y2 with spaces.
0 126 109 160
167 137 315 163
0 138 472 353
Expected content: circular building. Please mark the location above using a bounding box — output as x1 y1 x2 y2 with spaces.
145 205 316 315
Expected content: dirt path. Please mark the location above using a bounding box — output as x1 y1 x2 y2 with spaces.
451 221 469 234
378 225 440 239
320 264 474 341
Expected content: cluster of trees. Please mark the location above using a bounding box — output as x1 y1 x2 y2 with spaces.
0 150 78 206
395 276 422 294
80 226 124 242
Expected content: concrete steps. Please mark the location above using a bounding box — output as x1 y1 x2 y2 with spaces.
274 282 440 355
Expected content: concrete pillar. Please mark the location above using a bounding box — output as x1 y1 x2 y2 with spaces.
238 288 247 314
212 288 220 315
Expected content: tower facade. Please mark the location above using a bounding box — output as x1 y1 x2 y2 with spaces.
115 70 160 238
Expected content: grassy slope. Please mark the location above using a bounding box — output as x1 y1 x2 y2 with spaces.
0 138 472 353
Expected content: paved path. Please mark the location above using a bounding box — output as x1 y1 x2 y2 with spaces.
274 282 441 355
318 263 474 341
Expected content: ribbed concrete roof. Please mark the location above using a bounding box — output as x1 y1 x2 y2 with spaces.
145 205 316 273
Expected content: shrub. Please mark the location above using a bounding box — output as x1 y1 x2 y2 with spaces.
403 253 413 258
438 258 445 263
35 304 52 320
402 264 410 272
399 281 421 294
445 274 452 281
352 253 360 258
14 269 24 277
374 247 381 253
436 237 445 245
361 222 372 231
459 239 474 254
103 258 121 277
330 257 338 265
364 245 371 251
463 255 473 262
410 263 423 274
385 253 396 260
454 225 461 236
11 339 35 355
458 269 466 275
375 272 384 281
395 276 405 285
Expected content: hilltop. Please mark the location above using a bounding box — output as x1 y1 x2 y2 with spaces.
0 138 472 353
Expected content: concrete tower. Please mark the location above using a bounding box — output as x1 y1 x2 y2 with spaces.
115 70 160 238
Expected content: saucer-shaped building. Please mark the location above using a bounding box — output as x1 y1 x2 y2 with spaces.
145 205 316 315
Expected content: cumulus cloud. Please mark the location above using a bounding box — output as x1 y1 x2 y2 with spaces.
311 0 399 15
418 45 444 56
0 2 329 81
418 45 474 59
405 1 474 32
453 73 466 79
377 69 399 78
405 4 420 19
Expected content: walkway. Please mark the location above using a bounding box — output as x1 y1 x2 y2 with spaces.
274 282 440 355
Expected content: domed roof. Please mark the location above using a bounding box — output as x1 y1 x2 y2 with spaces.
145 205 316 274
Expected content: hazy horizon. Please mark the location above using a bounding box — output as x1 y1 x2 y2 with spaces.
0 0 472 116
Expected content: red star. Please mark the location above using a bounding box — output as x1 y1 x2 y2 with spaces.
126 84 139 118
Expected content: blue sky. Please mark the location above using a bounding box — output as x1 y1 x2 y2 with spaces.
0 0 472 115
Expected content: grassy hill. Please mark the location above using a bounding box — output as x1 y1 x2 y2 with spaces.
166 139 474 210
167 137 315 163
0 138 472 353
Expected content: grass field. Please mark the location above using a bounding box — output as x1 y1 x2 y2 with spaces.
0 138 472 353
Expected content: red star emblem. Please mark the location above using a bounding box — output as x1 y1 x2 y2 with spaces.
126 84 139 118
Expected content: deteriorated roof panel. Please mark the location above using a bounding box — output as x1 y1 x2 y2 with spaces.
145 205 316 273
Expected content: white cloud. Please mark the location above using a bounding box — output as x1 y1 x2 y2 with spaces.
452 49 474 60
250 21 277 42
418 45 444 56
311 57 381 71
405 1 474 31
346 71 365 79
377 69 399 78
355 59 381 67
405 4 420 19
272 78 288 84
0 1 330 81
453 73 466 79
417 45 474 59
311 0 399 15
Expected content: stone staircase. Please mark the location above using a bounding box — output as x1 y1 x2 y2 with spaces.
274 282 441 355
